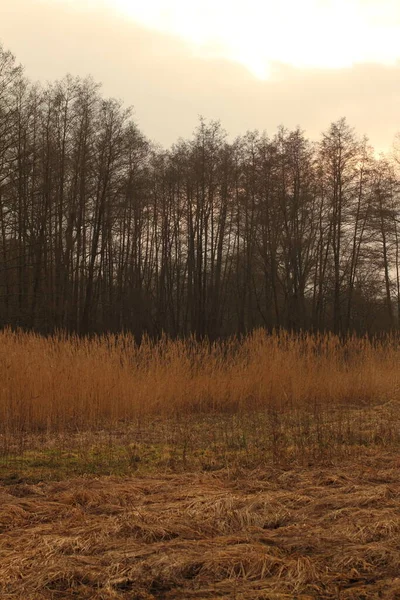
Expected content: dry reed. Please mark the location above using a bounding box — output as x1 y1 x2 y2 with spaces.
1 330 400 598
0 329 398 429
1 452 400 599
1 328 400 466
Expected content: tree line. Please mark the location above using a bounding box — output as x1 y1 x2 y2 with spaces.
1 44 399 337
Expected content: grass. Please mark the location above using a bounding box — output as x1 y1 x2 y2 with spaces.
1 406 398 483
1 328 400 597
1 328 400 447
1 451 400 599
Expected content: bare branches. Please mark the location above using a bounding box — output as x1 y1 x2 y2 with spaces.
0 44 399 335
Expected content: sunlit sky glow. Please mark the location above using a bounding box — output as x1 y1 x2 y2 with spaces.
97 0 400 79
3 0 400 152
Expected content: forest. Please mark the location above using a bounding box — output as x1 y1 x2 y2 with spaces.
1 44 399 337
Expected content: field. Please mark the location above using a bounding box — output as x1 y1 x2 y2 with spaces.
1 329 400 599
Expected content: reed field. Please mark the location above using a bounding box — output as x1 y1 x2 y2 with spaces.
1 329 400 599
1 328 400 463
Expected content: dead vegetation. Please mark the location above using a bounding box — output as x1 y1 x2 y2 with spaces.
1 330 400 597
1 452 400 599
1 328 400 438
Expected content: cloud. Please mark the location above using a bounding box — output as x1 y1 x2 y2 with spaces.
102 0 400 78
2 0 399 151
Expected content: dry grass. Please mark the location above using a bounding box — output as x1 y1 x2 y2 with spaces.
2 330 400 597
0 328 400 430
1 451 400 599
1 328 400 467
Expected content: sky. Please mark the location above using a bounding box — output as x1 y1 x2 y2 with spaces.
2 0 400 151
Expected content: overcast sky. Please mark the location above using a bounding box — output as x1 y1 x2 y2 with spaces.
2 0 400 151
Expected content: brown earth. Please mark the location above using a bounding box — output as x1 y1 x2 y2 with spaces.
1 451 400 599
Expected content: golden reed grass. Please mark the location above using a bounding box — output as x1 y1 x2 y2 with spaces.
0 328 399 434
